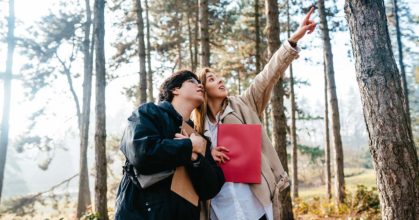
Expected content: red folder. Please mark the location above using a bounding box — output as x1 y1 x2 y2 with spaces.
217 124 261 183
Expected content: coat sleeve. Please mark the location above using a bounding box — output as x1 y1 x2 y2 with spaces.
120 106 193 175
186 138 225 200
239 41 299 116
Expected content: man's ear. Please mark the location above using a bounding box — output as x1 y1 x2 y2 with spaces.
172 87 180 96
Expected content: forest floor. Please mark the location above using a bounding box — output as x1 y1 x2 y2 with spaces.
0 169 378 219
299 168 376 199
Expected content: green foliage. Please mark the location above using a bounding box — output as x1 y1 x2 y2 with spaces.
297 144 324 164
346 185 380 217
82 212 102 220
294 184 380 219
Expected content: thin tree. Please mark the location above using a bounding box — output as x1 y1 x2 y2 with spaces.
288 0 298 198
393 0 410 130
255 0 261 74
265 0 294 218
0 0 15 203
318 0 345 203
134 0 147 104
194 1 199 69
187 10 195 71
76 0 94 217
323 58 331 200
345 1 419 219
145 0 154 102
93 0 108 218
199 0 210 67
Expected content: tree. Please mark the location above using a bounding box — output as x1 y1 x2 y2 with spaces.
199 0 210 67
323 59 331 200
287 0 298 199
345 1 419 219
392 0 411 130
0 0 15 203
318 0 345 203
255 0 261 74
134 0 147 104
77 0 94 217
265 0 294 218
13 3 93 214
145 0 154 102
93 0 108 218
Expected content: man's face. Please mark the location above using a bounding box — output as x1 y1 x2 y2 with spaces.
173 78 205 106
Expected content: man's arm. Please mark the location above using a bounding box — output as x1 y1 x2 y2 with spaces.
186 137 225 200
121 107 193 175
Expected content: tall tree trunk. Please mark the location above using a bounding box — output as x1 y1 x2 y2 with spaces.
145 0 154 103
255 0 261 74
199 0 210 67
323 59 331 200
264 107 271 140
287 0 298 199
237 70 241 95
187 12 195 72
194 2 199 70
77 0 93 217
135 0 147 104
265 0 294 219
93 0 108 218
345 1 419 219
176 13 183 70
393 0 410 130
318 0 345 203
0 0 15 203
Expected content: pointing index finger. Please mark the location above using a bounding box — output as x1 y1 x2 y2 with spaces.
304 6 315 21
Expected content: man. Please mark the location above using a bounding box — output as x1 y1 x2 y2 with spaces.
115 70 225 220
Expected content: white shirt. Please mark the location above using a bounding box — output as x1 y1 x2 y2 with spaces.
204 109 273 220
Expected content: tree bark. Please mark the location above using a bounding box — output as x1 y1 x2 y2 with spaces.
93 0 108 218
287 0 298 199
176 12 183 70
393 0 410 131
135 0 147 104
0 0 15 203
76 0 93 217
145 0 154 103
265 0 294 218
345 1 419 219
199 0 210 67
264 107 271 140
187 12 195 72
255 0 261 74
194 2 199 70
323 59 331 200
318 0 345 203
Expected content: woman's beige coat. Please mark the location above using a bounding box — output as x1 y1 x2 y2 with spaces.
201 41 300 220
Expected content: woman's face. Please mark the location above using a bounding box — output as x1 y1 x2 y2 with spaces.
205 72 228 99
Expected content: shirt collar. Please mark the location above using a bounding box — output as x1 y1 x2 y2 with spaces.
203 99 234 136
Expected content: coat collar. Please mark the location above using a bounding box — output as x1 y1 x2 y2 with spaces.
203 99 234 137
158 101 194 126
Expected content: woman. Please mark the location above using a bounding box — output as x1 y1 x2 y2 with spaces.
193 7 316 220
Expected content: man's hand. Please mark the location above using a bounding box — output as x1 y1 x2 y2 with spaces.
290 7 317 43
211 146 230 164
190 133 206 156
175 131 206 160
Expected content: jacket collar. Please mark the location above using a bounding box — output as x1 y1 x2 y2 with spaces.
158 101 194 126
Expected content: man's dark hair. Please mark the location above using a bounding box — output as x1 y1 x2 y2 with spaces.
159 70 199 102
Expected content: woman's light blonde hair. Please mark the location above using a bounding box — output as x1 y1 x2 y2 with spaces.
192 67 212 135
193 67 228 135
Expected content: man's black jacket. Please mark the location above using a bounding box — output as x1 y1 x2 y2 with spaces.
114 101 225 220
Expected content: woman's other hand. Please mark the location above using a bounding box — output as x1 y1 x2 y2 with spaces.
211 146 230 164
